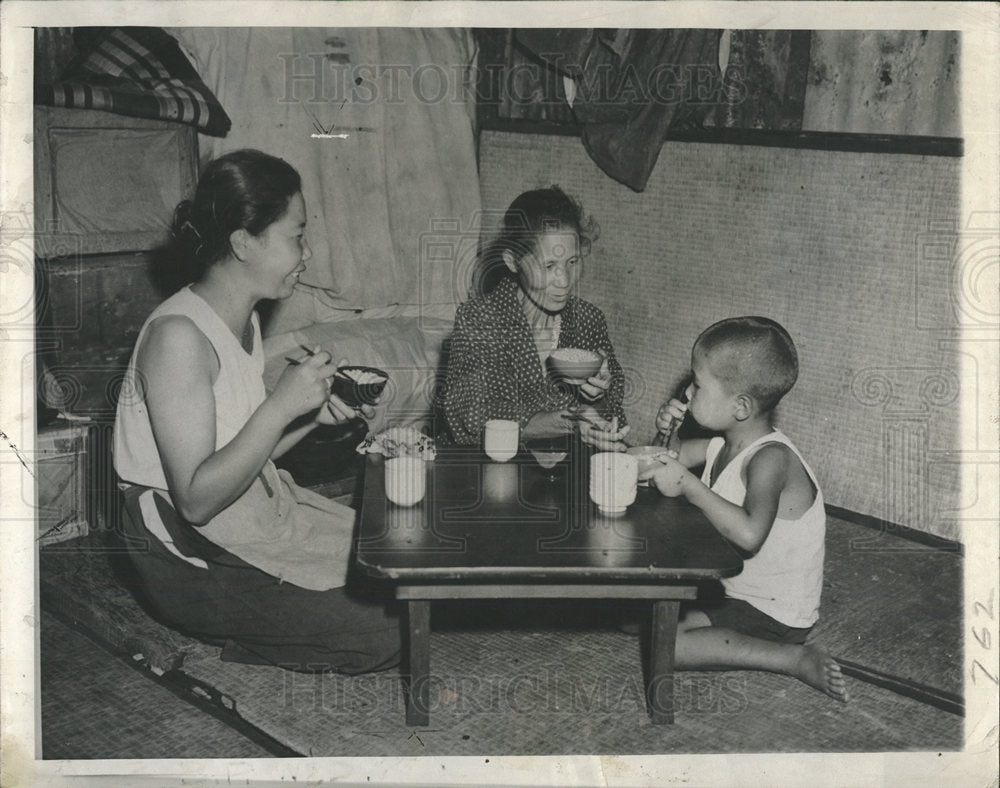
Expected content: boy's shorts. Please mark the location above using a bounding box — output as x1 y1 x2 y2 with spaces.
695 598 813 645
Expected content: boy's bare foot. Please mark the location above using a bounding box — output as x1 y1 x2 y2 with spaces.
794 646 849 702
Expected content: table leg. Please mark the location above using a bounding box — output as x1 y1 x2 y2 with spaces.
647 600 680 724
405 599 431 727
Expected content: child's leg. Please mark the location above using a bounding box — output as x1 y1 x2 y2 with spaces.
675 610 848 702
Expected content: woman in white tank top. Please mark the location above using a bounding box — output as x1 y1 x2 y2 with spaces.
113 150 399 674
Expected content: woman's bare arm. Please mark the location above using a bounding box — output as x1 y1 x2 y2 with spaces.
140 316 334 523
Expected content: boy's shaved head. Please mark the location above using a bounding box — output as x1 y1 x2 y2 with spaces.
694 317 798 412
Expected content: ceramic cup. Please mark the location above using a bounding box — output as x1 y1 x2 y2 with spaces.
484 419 519 462
589 452 638 515
385 457 426 507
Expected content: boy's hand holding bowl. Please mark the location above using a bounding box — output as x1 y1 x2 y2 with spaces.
639 454 690 497
627 445 676 485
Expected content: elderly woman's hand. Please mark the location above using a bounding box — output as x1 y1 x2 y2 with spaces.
577 355 611 403
523 410 575 440
574 407 629 452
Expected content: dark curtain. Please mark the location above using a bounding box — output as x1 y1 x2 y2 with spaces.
515 29 721 192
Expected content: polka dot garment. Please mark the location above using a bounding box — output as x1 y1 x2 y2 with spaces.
444 277 627 445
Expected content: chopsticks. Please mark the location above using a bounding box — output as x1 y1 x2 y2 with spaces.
654 391 688 454
285 344 318 366
561 411 621 433
561 411 603 429
654 416 679 449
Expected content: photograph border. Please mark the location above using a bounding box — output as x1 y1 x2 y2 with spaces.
2 2 997 786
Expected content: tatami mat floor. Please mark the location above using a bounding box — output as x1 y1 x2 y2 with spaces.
173 603 961 756
38 516 963 758
39 610 274 760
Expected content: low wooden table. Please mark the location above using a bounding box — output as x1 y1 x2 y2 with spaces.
355 447 742 726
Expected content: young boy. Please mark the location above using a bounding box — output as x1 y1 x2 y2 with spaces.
641 316 847 702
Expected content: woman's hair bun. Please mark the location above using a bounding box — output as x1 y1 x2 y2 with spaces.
170 200 204 254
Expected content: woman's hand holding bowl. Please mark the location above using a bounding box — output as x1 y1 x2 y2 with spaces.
271 346 339 421
316 393 377 426
576 356 612 403
316 358 378 425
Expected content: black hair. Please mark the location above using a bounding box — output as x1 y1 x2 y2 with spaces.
169 149 302 282
693 317 799 412
475 186 598 295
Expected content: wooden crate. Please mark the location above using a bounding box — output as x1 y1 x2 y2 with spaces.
37 422 91 546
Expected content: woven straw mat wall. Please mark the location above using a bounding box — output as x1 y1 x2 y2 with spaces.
478 131 961 541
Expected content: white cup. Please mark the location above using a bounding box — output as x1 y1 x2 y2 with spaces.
484 419 519 462
589 452 637 515
385 457 426 506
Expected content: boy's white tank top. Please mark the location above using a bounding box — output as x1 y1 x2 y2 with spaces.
701 430 825 628
114 286 353 591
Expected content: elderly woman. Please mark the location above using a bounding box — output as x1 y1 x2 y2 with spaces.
444 186 629 450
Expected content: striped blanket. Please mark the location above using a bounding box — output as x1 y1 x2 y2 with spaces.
35 27 231 136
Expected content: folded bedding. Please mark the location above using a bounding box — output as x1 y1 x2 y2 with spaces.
35 27 231 136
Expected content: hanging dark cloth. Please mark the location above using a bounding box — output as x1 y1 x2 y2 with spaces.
35 27 231 136
515 29 721 191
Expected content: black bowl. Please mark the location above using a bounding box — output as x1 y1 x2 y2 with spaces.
331 365 389 407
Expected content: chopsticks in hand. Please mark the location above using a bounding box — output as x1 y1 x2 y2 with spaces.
561 410 620 433
655 390 689 449
284 344 320 366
